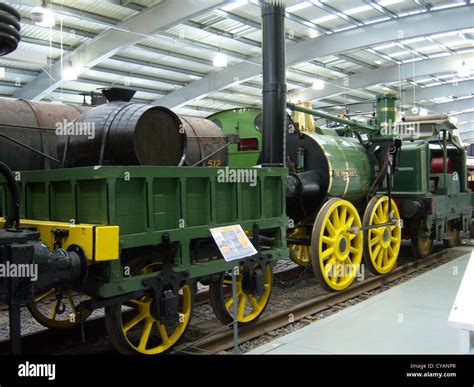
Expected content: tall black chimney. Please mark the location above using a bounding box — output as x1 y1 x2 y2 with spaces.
261 1 287 166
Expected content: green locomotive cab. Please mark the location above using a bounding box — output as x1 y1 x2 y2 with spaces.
391 118 472 258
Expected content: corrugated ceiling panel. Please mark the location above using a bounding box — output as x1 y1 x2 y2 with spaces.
50 0 136 21
118 46 213 74
100 58 193 83
81 69 176 92
0 86 18 96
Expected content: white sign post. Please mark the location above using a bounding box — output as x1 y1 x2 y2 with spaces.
210 225 258 354
448 251 474 354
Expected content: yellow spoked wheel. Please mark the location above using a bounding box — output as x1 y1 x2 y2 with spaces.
209 263 272 325
311 198 363 292
410 216 434 259
363 196 402 275
27 288 91 329
105 283 192 355
289 223 311 266
443 220 461 248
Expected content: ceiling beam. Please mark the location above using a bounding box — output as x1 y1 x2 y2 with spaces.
314 80 474 112
13 0 227 100
427 98 474 114
111 55 206 78
290 53 473 103
452 112 474 122
90 66 187 87
402 80 474 105
312 1 364 27
338 54 378 69
457 123 473 136
153 5 473 108
364 0 398 18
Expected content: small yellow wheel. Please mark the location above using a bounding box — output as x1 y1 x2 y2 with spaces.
209 263 272 325
289 222 311 266
105 261 192 355
27 288 91 329
105 283 193 355
311 198 363 291
363 196 402 275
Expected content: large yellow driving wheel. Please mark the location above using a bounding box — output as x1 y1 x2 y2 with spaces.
105 262 193 355
311 198 363 291
289 222 311 266
363 196 402 275
209 263 272 325
27 288 91 329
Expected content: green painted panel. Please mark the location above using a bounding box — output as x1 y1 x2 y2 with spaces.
50 181 74 221
241 184 260 220
76 180 108 224
215 182 236 223
152 178 180 230
264 177 282 218
26 182 48 220
186 178 210 227
392 142 428 194
115 178 147 234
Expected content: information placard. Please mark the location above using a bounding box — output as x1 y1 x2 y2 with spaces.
210 225 257 262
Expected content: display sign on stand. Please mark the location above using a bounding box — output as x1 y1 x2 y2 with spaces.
210 224 258 354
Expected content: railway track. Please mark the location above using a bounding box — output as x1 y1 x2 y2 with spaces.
175 242 473 354
0 242 471 355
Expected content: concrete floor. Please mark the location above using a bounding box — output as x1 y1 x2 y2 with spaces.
250 251 473 354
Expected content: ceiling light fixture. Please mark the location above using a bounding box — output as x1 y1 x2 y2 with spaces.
312 79 325 90
457 61 471 77
62 60 79 81
213 52 228 68
31 2 55 28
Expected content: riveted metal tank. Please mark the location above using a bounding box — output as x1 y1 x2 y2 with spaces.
286 130 374 222
0 98 89 170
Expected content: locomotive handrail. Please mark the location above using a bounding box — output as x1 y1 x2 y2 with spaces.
286 102 377 133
